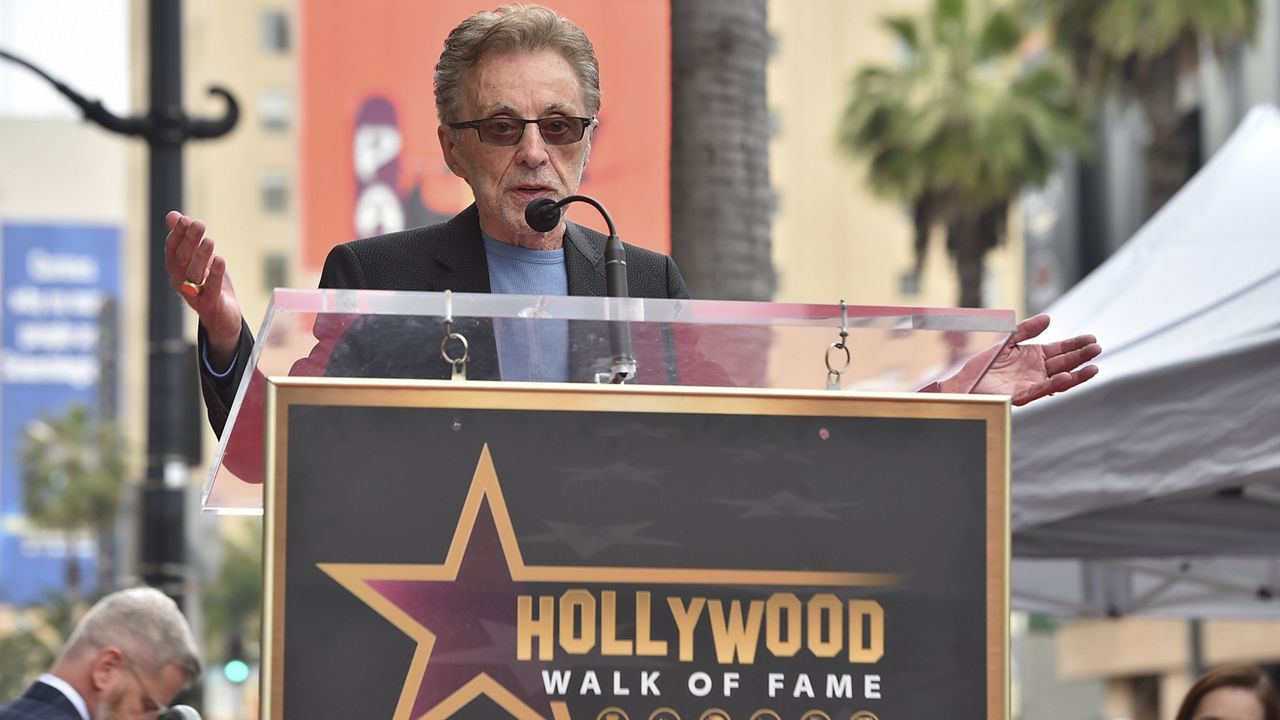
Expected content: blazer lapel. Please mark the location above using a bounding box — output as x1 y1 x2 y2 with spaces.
562 222 614 380
564 222 608 297
431 204 492 293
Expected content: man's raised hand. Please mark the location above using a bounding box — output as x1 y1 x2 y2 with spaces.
164 210 243 366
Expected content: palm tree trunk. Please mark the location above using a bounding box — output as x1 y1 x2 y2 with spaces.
1137 49 1195 218
954 252 985 309
948 213 987 308
670 0 775 300
911 195 936 276
96 521 114 595
65 533 82 606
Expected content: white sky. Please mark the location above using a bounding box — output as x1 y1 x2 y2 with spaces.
0 0 130 118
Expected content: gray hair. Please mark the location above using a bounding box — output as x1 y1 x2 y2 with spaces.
434 4 601 125
61 587 202 679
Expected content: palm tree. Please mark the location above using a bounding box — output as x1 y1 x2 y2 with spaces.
1042 0 1258 216
21 404 128 603
670 0 776 301
838 0 1088 307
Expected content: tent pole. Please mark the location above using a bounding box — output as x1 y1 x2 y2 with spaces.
1189 617 1205 678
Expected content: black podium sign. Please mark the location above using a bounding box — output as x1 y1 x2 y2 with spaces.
263 380 1008 720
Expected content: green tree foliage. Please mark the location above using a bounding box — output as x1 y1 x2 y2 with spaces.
0 594 79 699
839 0 1088 307
21 404 128 601
0 626 56 699
1042 0 1259 215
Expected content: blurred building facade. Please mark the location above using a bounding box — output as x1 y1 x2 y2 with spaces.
177 0 303 366
1056 618 1280 720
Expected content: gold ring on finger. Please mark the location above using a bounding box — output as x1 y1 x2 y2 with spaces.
180 279 204 297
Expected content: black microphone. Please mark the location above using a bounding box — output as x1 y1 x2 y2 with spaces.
523 196 635 382
524 197 562 233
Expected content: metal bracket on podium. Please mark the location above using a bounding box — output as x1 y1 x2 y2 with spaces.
439 290 469 381
826 299 850 390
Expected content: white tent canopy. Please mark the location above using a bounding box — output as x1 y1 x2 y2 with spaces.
1010 105 1280 617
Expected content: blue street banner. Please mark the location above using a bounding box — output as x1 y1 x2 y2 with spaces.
1 222 121 604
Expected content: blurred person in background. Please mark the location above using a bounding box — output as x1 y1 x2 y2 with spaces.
1175 664 1280 720
0 587 201 720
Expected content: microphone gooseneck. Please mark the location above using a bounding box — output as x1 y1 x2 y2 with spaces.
523 195 634 383
523 196 626 299
523 195 618 237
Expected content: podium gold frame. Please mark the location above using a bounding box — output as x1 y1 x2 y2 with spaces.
262 378 1009 720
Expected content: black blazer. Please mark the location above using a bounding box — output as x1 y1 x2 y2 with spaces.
0 682 81 720
198 204 690 435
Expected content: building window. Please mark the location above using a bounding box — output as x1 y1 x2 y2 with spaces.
899 269 920 297
261 172 289 214
263 254 288 292
261 10 290 53
260 88 291 132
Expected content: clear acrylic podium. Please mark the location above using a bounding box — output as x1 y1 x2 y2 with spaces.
216 289 1017 720
201 289 1014 514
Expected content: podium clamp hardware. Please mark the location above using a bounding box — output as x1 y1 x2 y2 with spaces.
826 300 851 390
439 290 469 381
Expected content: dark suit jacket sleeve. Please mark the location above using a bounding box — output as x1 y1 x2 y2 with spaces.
198 242 369 437
197 319 254 438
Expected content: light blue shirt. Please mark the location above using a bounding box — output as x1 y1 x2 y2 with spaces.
482 235 568 297
483 234 570 382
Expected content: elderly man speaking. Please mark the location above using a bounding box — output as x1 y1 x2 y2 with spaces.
163 4 1100 431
